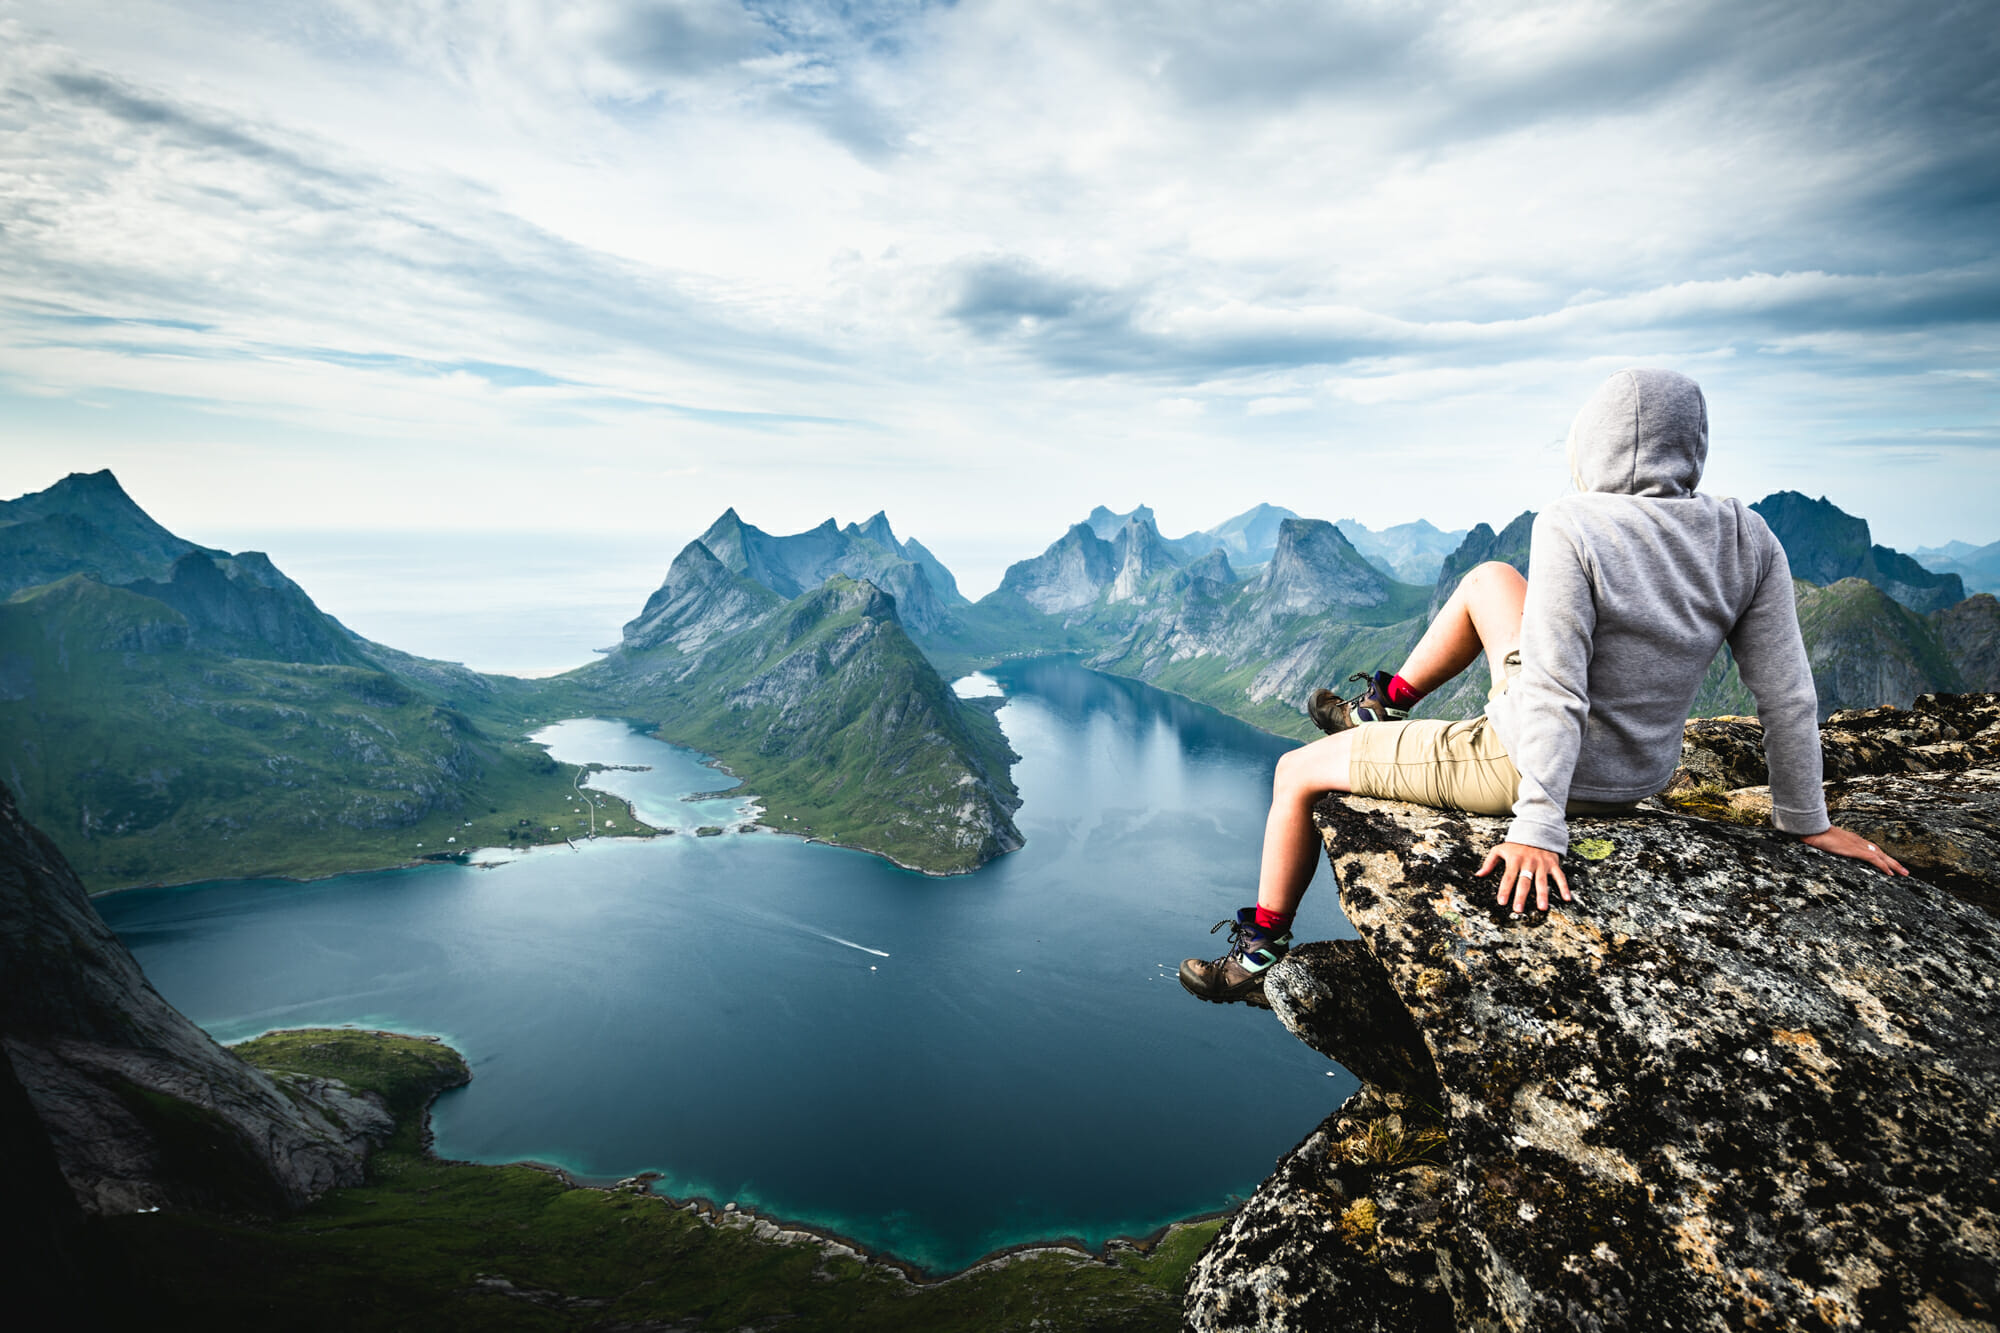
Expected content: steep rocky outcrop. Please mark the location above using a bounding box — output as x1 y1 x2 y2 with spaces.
0 780 390 1217
1753 491 1964 613
1188 696 2000 1332
619 541 785 654
997 521 1123 616
1250 520 1391 617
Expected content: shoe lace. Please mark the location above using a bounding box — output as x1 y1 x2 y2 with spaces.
1207 917 1287 968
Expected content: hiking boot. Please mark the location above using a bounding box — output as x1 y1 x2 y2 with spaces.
1178 909 1292 1007
1307 670 1409 735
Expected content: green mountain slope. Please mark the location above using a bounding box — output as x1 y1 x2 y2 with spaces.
937 504 2000 741
0 576 601 889
548 550 1021 874
0 476 1026 887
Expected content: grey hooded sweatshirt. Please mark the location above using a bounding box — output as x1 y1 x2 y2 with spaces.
1484 369 1831 854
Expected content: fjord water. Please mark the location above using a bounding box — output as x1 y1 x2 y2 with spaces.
101 659 1358 1273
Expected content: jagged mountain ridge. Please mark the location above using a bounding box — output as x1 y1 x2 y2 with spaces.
562 560 1022 874
1752 490 1964 612
949 494 1998 738
694 507 965 635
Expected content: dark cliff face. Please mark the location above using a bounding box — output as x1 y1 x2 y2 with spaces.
1188 695 2000 1332
0 781 389 1218
1752 491 1965 613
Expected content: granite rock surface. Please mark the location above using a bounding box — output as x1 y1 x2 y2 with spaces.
1188 696 2000 1332
0 780 389 1216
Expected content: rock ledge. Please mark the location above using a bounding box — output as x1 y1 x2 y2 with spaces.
1188 697 2000 1332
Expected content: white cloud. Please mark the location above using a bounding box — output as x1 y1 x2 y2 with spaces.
1247 396 1313 416
0 0 1995 571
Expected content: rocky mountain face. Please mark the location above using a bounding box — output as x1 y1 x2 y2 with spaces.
569 560 1023 874
1753 491 1965 613
694 507 964 635
619 541 785 654
1187 694 2000 1331
0 779 390 1221
1086 502 1303 567
995 521 1125 616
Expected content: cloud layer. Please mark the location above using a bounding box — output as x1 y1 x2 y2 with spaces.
2 0 1996 587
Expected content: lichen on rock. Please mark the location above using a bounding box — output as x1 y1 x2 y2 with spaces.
1188 695 2000 1332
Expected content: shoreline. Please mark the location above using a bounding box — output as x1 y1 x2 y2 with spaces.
473 1158 1228 1287
87 702 1035 897
272 1025 1229 1285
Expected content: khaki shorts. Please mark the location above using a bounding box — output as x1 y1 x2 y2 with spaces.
1347 653 1637 818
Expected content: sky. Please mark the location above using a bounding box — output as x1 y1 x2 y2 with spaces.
3 0 1998 650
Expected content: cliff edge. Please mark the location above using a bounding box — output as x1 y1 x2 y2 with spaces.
0 779 391 1219
1186 695 2000 1331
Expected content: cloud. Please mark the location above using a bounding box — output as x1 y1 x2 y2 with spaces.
1 0 1996 553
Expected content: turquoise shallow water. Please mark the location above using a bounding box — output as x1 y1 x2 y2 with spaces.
101 659 1360 1273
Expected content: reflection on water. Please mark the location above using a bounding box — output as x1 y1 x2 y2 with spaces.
101 660 1358 1273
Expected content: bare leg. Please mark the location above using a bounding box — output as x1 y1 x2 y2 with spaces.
1395 561 1526 691
1253 561 1527 918
1255 730 1355 918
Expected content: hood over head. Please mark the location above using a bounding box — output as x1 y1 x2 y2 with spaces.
1566 368 1708 498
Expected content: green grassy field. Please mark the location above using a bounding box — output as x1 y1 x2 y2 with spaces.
94 1028 1204 1331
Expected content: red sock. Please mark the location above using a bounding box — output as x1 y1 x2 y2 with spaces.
1386 674 1425 709
1253 905 1293 933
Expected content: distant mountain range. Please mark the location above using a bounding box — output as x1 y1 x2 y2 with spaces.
3 471 1994 890
1914 537 2000 596
0 474 1016 887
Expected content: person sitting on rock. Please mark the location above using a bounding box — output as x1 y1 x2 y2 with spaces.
1181 367 1909 1006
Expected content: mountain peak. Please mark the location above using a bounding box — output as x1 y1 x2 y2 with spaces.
1252 518 1389 613
1085 505 1156 541
1751 492 1963 612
